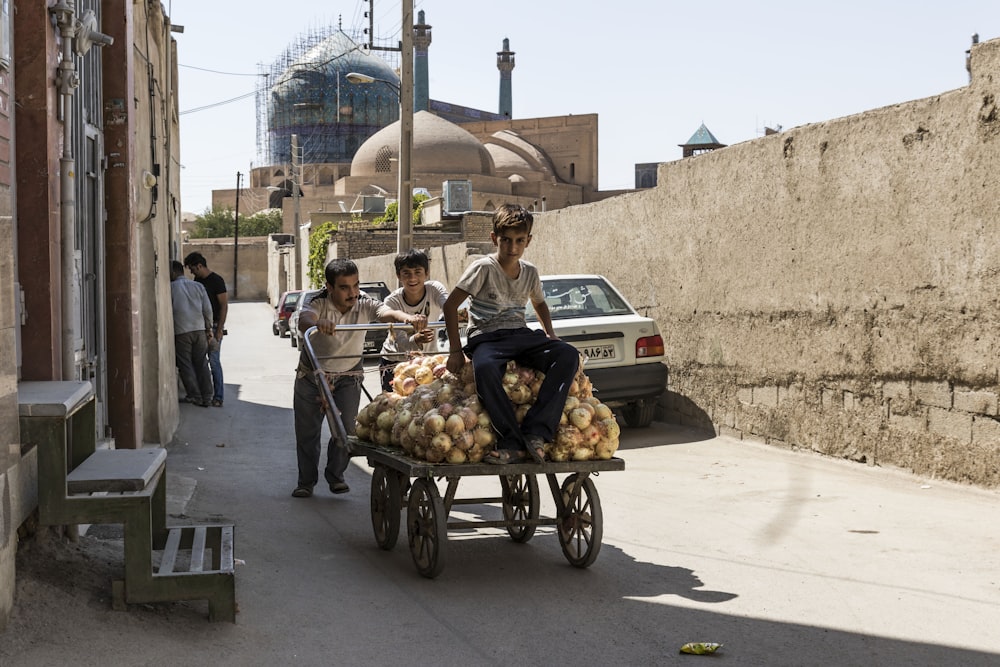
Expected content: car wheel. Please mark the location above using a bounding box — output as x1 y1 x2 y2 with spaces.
291 334 298 348
622 399 656 428
279 326 288 339
272 324 279 336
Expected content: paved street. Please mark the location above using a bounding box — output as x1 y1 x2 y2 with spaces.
6 301 1000 666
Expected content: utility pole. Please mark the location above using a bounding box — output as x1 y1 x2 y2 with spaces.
291 134 301 232
365 0 413 252
233 171 241 299
398 0 414 252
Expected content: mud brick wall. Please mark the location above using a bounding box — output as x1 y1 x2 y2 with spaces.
518 39 1000 488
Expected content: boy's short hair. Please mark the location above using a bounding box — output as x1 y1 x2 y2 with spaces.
170 260 185 277
183 251 207 269
324 258 358 284
493 203 533 235
394 248 430 274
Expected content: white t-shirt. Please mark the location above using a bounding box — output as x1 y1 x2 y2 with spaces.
297 291 389 373
455 255 543 339
379 280 449 357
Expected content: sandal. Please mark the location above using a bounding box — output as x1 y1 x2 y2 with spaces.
484 449 528 465
524 435 547 463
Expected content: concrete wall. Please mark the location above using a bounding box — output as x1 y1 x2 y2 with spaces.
353 243 476 294
181 237 271 302
136 2 182 446
517 38 1000 488
0 23 17 624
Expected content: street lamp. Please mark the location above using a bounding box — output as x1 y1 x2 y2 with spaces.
346 67 413 252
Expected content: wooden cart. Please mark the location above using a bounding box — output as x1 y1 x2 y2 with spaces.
303 325 625 578
352 438 624 578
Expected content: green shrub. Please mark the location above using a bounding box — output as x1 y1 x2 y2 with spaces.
189 206 282 239
307 221 338 288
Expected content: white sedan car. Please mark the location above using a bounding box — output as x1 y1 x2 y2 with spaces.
439 274 668 427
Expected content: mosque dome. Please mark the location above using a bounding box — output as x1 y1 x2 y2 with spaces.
351 110 496 177
483 129 556 182
266 30 400 165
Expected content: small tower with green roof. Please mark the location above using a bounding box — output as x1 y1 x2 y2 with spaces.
680 123 726 157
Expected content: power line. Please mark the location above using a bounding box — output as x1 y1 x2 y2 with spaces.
180 90 256 115
179 64 262 76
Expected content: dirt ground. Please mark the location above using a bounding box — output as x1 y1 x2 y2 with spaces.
2 523 212 662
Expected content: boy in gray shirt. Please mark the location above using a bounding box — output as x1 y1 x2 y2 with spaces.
443 204 579 464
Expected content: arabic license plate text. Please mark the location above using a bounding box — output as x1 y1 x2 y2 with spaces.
582 344 615 360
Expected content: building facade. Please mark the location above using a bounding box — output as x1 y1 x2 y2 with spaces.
1 1 183 628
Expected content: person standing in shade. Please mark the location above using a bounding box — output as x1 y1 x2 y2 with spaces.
169 260 214 407
292 258 426 498
184 251 228 407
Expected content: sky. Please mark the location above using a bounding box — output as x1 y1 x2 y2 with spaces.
168 0 999 214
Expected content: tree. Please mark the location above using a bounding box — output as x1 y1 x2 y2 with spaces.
189 206 282 239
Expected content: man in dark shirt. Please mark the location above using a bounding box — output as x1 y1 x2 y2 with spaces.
184 251 228 407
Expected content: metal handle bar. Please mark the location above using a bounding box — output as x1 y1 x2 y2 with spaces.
303 321 447 332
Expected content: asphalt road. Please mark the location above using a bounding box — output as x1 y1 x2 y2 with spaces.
8 301 1000 666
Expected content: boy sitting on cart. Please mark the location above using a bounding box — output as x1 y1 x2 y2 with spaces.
293 258 427 498
443 204 579 464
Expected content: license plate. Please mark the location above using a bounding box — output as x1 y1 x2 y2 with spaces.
581 344 615 360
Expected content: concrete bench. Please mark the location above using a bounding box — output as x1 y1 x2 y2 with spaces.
66 448 167 494
18 380 236 622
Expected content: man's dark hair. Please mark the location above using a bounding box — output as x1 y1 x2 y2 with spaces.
393 248 430 274
324 258 358 285
169 260 185 278
183 251 208 269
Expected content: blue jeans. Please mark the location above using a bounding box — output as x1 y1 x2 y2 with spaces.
208 336 224 402
466 328 578 450
293 363 362 488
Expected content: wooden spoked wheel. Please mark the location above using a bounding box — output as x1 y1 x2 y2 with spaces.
557 474 603 568
501 474 539 543
407 478 447 578
370 464 402 550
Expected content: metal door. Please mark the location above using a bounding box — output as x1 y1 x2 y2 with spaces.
74 0 109 439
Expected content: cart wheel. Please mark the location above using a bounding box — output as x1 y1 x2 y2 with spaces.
557 474 603 568
370 464 402 550
501 474 539 543
407 478 447 578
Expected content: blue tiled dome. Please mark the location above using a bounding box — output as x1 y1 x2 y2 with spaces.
267 31 400 165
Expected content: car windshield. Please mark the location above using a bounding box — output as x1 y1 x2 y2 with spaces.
286 293 301 305
525 277 633 321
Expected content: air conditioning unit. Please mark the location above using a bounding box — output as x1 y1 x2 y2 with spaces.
443 180 472 213
361 196 385 213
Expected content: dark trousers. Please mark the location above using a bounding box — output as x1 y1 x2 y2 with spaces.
466 328 578 450
293 363 362 488
175 331 213 404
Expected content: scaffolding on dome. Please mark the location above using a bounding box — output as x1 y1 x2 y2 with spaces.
254 22 401 170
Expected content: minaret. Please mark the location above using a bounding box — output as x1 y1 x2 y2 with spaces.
413 10 432 112
497 37 515 119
